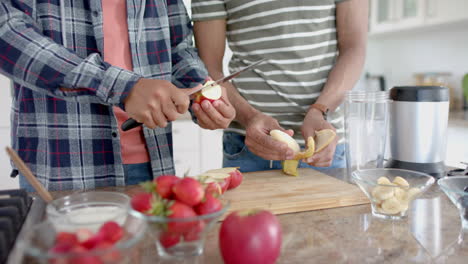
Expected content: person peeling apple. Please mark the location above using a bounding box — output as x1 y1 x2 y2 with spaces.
0 0 235 191
192 0 368 172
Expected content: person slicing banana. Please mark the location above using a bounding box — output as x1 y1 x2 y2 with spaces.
192 0 368 172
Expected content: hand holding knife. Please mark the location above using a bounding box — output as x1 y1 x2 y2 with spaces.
121 59 266 131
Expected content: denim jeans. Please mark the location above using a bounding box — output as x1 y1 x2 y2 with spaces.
19 162 153 191
222 132 346 173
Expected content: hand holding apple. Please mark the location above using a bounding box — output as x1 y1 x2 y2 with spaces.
191 82 235 130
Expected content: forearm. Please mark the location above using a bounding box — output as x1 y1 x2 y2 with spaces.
0 2 139 106
314 0 368 111
315 46 366 111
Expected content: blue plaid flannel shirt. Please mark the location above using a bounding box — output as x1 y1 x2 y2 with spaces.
0 0 208 191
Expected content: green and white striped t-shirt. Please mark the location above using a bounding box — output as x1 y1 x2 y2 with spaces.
192 0 347 145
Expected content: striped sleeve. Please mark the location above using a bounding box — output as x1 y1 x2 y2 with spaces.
191 0 227 21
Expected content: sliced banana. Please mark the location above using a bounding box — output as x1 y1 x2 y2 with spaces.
394 187 407 200
393 176 409 188
371 185 395 201
381 197 403 215
377 176 391 185
407 187 421 200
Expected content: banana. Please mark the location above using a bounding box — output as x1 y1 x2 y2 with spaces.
393 176 409 188
394 187 407 201
282 160 300 176
377 176 391 185
294 137 315 160
407 187 421 200
314 129 336 153
270 129 335 176
381 197 403 215
270 130 300 154
371 185 395 201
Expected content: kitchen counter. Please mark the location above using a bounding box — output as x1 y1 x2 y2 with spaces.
48 169 467 264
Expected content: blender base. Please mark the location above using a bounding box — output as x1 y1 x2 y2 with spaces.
385 159 446 178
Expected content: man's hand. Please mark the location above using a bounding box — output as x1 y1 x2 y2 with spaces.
244 113 296 160
191 85 236 130
124 78 190 129
301 109 338 167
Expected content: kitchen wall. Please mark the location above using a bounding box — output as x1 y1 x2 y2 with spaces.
364 21 468 102
0 75 15 189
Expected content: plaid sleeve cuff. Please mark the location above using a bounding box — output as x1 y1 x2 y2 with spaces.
97 66 141 109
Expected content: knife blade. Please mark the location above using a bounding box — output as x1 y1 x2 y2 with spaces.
186 58 266 96
121 59 266 131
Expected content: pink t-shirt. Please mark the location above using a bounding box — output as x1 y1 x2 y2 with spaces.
102 0 150 164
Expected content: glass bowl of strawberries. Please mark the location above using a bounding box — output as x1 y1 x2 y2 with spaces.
19 215 146 264
129 174 231 258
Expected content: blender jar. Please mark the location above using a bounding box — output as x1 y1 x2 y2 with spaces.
344 91 390 177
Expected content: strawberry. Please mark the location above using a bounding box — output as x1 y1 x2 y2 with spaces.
167 201 197 233
183 220 205 242
98 221 123 244
68 246 103 264
159 231 180 249
154 175 180 198
76 228 93 243
55 232 78 246
172 178 205 206
130 193 154 214
49 242 75 254
195 194 222 215
80 232 105 249
94 242 121 262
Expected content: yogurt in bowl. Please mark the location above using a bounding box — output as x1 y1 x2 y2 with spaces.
46 191 130 232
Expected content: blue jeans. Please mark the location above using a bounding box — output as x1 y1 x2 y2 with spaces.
19 162 153 191
222 132 346 173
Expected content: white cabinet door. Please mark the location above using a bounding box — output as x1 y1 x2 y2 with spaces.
172 119 202 176
425 0 468 25
370 0 425 33
199 129 223 172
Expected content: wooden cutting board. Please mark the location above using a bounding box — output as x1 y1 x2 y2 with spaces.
221 168 369 216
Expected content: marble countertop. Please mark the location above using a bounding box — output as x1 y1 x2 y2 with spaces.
45 169 467 264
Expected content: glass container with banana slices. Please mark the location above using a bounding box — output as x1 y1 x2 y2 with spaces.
352 169 435 220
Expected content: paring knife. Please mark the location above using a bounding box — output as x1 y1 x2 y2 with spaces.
121 59 266 131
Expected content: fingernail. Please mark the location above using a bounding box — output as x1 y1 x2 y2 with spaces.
202 101 211 109
212 101 220 107
192 104 200 111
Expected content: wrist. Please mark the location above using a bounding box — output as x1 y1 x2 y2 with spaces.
307 103 329 120
237 108 262 127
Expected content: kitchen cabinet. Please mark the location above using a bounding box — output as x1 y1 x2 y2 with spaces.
425 0 468 25
369 0 468 35
370 0 425 33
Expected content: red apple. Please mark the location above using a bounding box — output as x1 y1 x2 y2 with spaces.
194 81 222 104
205 181 223 196
219 210 282 264
172 178 205 206
218 177 231 193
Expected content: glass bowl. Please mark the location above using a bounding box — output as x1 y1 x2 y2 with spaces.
438 176 468 230
352 168 435 220
129 201 230 259
19 214 146 264
46 192 130 232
